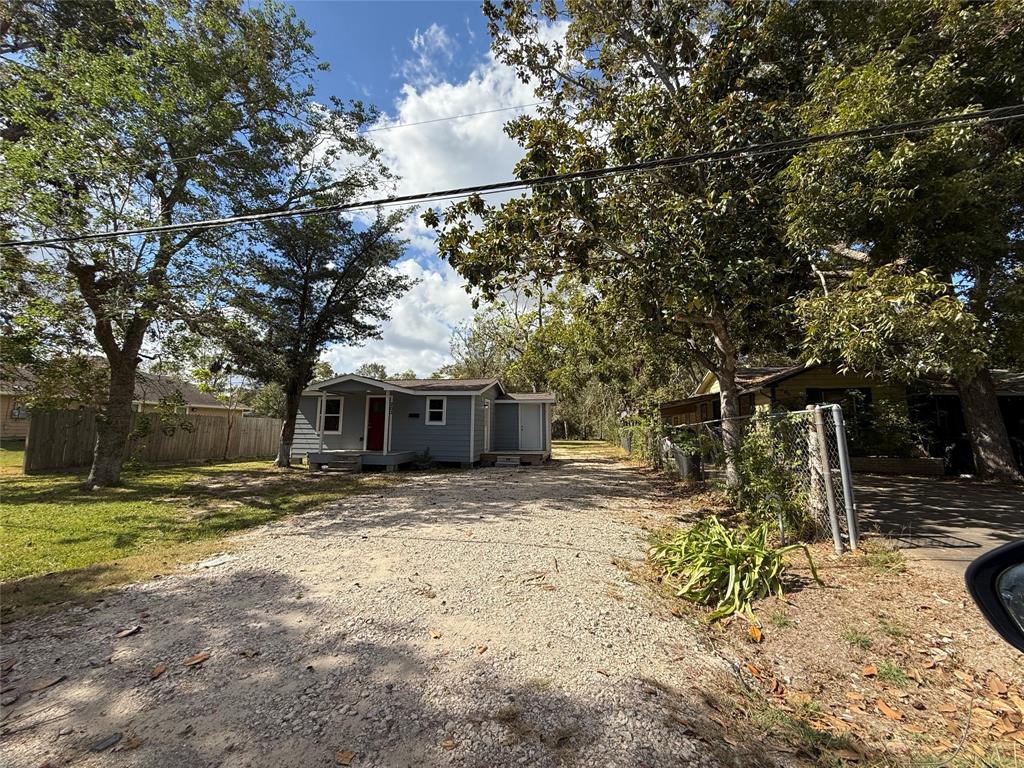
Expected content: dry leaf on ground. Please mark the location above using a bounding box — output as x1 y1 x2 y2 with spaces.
335 749 355 765
150 664 167 680
183 652 210 667
877 699 904 721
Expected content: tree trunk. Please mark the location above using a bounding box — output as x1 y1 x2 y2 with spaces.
87 358 138 488
717 360 742 490
957 368 1021 483
709 316 742 489
277 380 302 468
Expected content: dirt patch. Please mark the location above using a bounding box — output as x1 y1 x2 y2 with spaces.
646 484 1024 766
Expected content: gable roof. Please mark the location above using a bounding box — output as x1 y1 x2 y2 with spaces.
495 392 556 403
134 372 237 409
1 365 239 409
304 374 502 396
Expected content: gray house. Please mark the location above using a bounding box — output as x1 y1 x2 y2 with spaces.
295 375 555 470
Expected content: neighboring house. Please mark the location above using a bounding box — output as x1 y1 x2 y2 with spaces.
0 372 32 441
659 363 904 426
0 367 246 441
296 375 555 469
658 362 1024 473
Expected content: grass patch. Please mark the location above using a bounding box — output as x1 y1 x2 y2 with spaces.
0 439 25 471
876 613 907 639
865 548 907 574
875 661 910 687
767 608 793 629
1 460 397 619
841 627 874 649
747 700 856 755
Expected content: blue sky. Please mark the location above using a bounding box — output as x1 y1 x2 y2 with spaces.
286 1 544 377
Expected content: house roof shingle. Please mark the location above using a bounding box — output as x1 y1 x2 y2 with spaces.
495 392 556 401
383 378 499 392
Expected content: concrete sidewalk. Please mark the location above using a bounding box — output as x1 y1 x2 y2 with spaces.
856 475 1023 574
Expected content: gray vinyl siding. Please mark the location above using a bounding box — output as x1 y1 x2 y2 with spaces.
292 394 369 457
493 403 519 451
389 393 472 462
292 395 322 458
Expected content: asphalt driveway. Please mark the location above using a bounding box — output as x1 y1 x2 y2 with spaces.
855 474 1024 573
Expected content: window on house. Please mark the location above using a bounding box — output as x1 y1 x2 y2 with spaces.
10 401 28 419
320 396 343 433
426 397 446 425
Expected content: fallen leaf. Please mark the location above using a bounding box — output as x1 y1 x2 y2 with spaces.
596 669 609 677
769 678 786 697
440 738 456 750
540 584 557 591
953 670 975 687
877 700 904 721
477 645 488 655
88 733 123 752
989 675 1008 696
748 625 763 643
183 652 210 667
862 665 878 677
150 664 167 680
28 675 66 692
744 663 762 678
335 749 356 765
116 626 141 639
429 631 442 640
845 691 865 702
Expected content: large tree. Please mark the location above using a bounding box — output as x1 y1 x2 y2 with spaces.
428 0 817 484
783 0 1024 482
219 211 412 467
2 0 381 486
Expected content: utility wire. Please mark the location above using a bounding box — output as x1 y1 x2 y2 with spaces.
4 104 1022 249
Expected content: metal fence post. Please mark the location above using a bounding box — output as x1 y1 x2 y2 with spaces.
830 404 860 550
812 406 844 554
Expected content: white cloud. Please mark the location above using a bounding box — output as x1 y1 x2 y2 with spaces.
398 23 456 88
324 20 568 378
323 258 476 378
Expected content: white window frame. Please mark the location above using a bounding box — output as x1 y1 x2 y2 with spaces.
319 395 344 434
425 396 447 426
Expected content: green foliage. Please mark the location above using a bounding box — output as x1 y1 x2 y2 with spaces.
729 415 813 539
649 517 821 622
798 266 987 384
245 382 286 419
355 363 389 380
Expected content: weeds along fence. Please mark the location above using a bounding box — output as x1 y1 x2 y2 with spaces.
23 410 281 474
660 405 860 553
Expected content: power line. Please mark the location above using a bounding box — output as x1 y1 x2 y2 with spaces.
4 104 1022 249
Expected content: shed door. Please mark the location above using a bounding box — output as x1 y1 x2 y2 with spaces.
519 403 543 451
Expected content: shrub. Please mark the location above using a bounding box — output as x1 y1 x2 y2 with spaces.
649 517 821 622
729 414 814 540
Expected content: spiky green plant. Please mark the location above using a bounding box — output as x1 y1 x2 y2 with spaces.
649 517 821 622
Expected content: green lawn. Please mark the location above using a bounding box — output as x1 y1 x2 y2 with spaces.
1 458 395 619
0 439 25 469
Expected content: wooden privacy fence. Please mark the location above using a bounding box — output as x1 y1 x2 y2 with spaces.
23 410 282 474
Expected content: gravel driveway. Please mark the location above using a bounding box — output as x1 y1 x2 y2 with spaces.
1 447 746 768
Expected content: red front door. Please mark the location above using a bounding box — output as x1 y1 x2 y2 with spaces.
366 397 386 451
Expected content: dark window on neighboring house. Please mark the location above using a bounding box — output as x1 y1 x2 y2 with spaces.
806 387 872 414
9 401 29 419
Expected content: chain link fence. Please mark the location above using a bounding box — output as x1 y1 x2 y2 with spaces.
661 405 859 553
